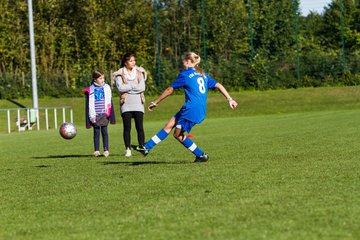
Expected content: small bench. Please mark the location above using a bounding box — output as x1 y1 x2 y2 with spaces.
15 109 37 131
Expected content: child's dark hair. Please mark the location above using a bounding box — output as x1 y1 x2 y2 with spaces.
120 53 136 68
92 70 103 81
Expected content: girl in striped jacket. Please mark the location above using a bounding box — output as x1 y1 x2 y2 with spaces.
84 70 116 157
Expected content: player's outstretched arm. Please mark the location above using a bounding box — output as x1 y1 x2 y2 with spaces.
215 83 238 109
148 87 174 111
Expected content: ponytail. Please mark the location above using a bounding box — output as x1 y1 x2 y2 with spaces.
183 52 205 76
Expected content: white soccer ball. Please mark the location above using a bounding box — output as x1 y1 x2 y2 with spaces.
59 122 77 140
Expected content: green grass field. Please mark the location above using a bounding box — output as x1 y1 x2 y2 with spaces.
1 86 360 239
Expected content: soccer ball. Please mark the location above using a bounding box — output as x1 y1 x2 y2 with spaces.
59 122 77 140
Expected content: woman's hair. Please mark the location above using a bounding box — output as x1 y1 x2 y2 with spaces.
183 52 204 75
120 53 136 68
92 70 103 81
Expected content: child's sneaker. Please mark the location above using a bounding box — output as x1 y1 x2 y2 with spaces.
194 153 209 163
125 148 132 157
103 151 109 157
94 151 101 157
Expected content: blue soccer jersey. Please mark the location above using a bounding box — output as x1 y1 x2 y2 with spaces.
171 67 218 123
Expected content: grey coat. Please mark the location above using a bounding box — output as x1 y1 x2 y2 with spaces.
114 66 146 114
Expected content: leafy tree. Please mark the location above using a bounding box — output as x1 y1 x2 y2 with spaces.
0 0 360 98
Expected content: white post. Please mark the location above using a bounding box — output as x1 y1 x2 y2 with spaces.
36 109 40 130
7 110 11 134
70 108 73 123
62 107 66 123
45 108 49 130
54 108 57 129
17 110 21 131
28 0 38 111
27 109 31 130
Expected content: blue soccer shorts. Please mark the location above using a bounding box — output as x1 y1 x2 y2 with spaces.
174 112 196 133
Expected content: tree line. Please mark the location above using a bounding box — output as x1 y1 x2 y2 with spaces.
0 0 359 99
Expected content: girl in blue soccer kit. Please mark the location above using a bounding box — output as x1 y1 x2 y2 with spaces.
133 52 238 163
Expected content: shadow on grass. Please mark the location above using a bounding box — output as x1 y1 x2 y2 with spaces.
34 165 51 168
7 99 27 108
98 160 190 166
32 154 94 159
32 155 192 165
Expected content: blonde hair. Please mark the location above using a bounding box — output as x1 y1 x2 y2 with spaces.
183 52 204 75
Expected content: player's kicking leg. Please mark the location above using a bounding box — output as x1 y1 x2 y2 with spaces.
173 124 209 163
132 117 175 156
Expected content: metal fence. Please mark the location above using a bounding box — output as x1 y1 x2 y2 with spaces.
0 107 73 134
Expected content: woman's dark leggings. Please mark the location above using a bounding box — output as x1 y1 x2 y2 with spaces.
122 111 144 148
93 126 108 151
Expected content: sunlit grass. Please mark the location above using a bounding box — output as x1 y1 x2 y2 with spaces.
2 86 360 134
1 86 360 239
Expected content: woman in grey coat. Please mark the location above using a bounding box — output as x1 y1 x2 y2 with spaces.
113 53 147 157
